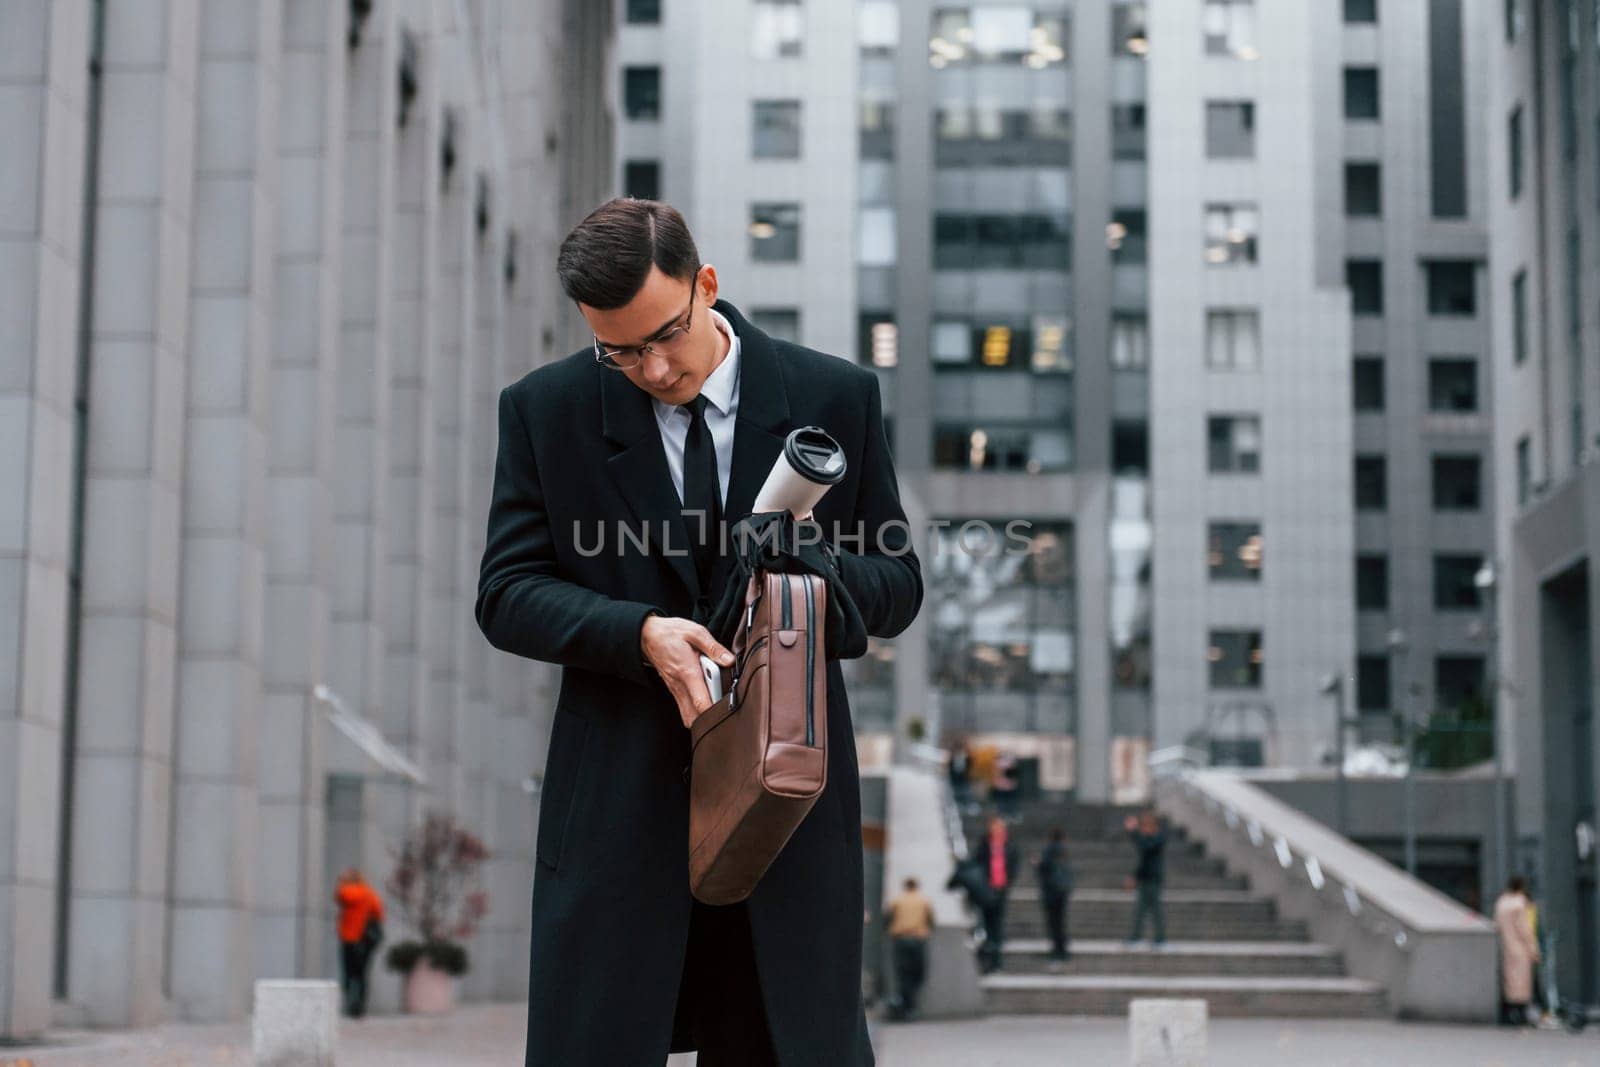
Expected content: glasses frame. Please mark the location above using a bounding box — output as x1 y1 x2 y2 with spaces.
593 287 697 370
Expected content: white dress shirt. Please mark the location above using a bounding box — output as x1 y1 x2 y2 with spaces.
652 307 740 509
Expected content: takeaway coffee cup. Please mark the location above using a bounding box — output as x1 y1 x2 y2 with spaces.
753 426 847 518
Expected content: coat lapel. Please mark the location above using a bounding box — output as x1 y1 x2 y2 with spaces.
601 365 702 601
717 300 791 524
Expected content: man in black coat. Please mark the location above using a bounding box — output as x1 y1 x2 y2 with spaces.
475 198 923 1065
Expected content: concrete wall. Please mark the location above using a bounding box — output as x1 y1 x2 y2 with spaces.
1160 772 1498 1022
0 0 614 1039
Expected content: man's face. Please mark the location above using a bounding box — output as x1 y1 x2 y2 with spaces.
580 264 722 407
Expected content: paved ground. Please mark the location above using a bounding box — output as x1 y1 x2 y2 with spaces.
3 1003 1595 1066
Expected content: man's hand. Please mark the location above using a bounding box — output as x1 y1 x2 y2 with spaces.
641 614 735 728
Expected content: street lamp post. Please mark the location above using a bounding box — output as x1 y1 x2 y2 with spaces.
1388 628 1416 877
1475 561 1509 895
1321 672 1349 837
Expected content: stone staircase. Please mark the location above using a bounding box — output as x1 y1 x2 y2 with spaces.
962 801 1387 1018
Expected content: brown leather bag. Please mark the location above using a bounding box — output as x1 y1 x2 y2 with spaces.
688 570 828 904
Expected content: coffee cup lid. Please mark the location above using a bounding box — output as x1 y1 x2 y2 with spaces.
784 426 847 485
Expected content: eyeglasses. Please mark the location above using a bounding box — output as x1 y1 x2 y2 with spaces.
593 289 696 370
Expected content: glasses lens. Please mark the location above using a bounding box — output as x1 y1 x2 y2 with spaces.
597 343 641 369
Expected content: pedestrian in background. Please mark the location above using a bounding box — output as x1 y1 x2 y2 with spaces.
1123 809 1167 949
971 813 1020 973
991 751 1021 819
1036 827 1074 965
1493 875 1540 1026
333 868 385 1018
884 877 936 1021
948 740 975 814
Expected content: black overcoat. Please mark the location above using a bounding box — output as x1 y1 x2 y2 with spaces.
475 300 924 1065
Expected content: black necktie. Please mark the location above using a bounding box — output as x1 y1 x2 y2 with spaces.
681 395 722 602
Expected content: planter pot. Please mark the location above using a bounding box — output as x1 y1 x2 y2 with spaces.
402 958 457 1015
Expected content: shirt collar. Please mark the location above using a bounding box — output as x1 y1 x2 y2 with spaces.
698 307 740 417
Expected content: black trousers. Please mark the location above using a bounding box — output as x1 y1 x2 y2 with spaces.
339 940 374 1017
890 936 928 1017
979 890 1008 971
671 898 780 1065
1042 890 1070 959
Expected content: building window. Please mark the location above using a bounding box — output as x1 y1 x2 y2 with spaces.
1206 309 1261 370
1204 202 1258 265
1344 67 1380 120
1112 2 1149 57
858 0 899 53
626 0 661 24
1506 0 1523 40
1436 656 1486 712
1111 313 1149 368
1426 260 1476 316
623 66 661 120
1516 435 1531 505
752 100 801 159
1112 104 1146 160
1508 105 1524 199
858 206 896 267
1346 161 1381 215
930 317 1072 375
928 522 1075 734
1208 522 1263 581
1357 655 1391 711
1434 555 1485 610
1203 0 1256 58
1432 454 1482 510
1209 630 1263 688
1109 209 1147 264
1428 358 1478 412
749 202 801 261
1113 419 1149 475
934 106 1074 167
1512 269 1528 364
1355 454 1387 510
623 160 659 200
1345 0 1377 22
860 98 895 160
1356 555 1389 610
934 213 1071 271
1347 259 1383 315
1206 101 1255 158
752 0 803 58
1208 415 1261 473
751 308 800 343
1353 356 1385 411
859 314 897 367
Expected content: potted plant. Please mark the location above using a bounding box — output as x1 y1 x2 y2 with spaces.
384 811 491 1014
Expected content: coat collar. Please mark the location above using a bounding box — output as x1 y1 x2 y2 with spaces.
600 299 792 601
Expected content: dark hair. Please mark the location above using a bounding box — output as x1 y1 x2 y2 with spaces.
557 197 700 309
1508 875 1527 894
904 877 919 891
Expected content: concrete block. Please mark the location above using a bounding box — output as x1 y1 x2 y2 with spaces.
93 203 160 335
253 980 338 1066
1129 997 1207 1066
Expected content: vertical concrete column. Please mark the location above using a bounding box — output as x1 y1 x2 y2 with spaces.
379 2 442 845
255 0 348 984
169 0 282 1022
330 4 397 773
425 48 470 818
329 2 400 1009
0 0 89 1041
456 193 497 1004
66 0 199 1027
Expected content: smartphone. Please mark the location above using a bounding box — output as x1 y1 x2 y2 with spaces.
699 654 724 704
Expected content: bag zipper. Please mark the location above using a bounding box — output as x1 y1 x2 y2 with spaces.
803 576 815 746
780 573 792 629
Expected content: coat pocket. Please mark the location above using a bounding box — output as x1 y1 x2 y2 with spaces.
535 707 590 871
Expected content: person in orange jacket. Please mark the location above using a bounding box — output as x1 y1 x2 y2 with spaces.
334 868 385 1018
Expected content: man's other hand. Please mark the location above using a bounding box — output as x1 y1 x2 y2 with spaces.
641 614 735 728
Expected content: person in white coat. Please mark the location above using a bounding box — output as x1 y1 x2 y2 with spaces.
1493 875 1540 1025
